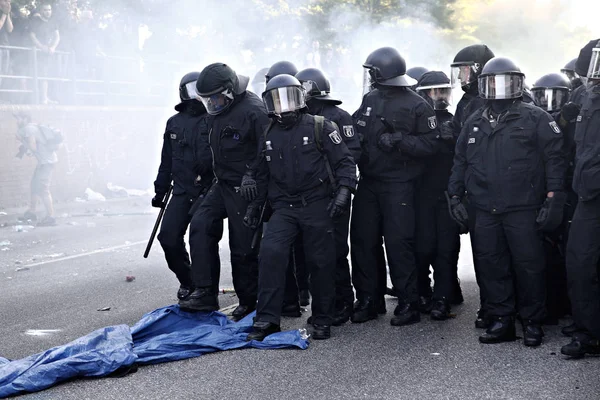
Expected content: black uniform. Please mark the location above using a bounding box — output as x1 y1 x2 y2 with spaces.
284 100 361 309
351 87 439 308
415 109 460 301
448 100 565 323
567 84 600 340
154 106 213 288
189 91 270 305
256 113 357 326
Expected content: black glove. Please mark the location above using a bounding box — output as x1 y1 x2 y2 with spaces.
536 192 567 232
327 186 351 219
243 204 261 229
378 133 403 152
239 173 258 202
561 102 581 122
445 192 469 234
439 121 455 141
152 193 166 208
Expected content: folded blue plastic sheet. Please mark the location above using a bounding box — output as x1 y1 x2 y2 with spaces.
0 324 136 398
0 305 308 397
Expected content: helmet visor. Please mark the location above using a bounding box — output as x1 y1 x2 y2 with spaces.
587 47 600 80
181 81 199 101
362 68 375 95
451 64 475 88
478 74 524 99
199 89 233 115
262 86 305 115
532 88 570 112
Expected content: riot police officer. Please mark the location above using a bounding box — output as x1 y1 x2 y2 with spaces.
562 39 600 358
531 72 574 324
246 74 357 341
561 58 583 90
351 47 440 326
265 61 298 83
414 71 462 320
251 67 269 96
444 44 496 328
448 57 566 347
406 66 429 90
179 63 270 322
296 67 361 325
153 72 213 301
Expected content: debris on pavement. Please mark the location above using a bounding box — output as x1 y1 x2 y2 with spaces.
13 225 35 233
125 275 135 282
97 307 111 312
0 240 11 246
15 267 30 272
85 188 106 202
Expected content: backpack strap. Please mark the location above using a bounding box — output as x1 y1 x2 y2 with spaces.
313 115 337 193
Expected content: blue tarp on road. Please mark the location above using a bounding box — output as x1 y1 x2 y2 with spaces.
0 305 308 397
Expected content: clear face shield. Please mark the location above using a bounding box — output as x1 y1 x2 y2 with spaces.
180 81 200 101
251 82 266 96
262 86 306 116
362 68 375 96
531 88 570 112
587 47 600 87
199 88 234 115
478 74 524 100
451 63 478 88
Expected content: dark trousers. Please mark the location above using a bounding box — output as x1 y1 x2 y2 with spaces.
256 199 335 326
157 193 194 287
415 197 461 300
566 197 600 339
283 235 309 305
351 178 418 304
189 182 258 305
474 209 546 322
467 201 487 313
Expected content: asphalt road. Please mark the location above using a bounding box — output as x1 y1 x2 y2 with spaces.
0 209 598 400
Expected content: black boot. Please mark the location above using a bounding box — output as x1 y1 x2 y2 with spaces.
561 332 600 358
312 324 331 340
430 298 451 321
176 285 194 300
246 321 281 342
522 321 544 347
561 322 578 337
351 298 377 323
281 302 302 318
390 302 421 326
299 289 310 307
479 316 517 344
333 302 353 326
179 287 219 312
418 296 433 314
475 309 491 329
231 303 256 321
450 278 464 305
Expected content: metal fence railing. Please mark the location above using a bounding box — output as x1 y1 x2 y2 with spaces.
0 45 183 105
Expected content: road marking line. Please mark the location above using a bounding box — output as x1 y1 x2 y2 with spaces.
23 240 146 268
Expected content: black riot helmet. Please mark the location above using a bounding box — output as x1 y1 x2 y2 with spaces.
251 67 269 95
575 39 600 86
416 71 452 110
561 58 581 88
406 66 429 83
587 40 600 83
531 73 571 113
262 74 306 118
362 47 416 92
478 57 525 100
295 68 341 105
175 71 201 112
265 61 298 84
451 44 495 91
196 63 249 115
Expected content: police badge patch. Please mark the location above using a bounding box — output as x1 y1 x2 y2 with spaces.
343 125 355 137
549 121 561 134
329 130 342 144
428 116 437 130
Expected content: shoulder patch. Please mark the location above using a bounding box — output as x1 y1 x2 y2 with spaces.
428 116 437 130
343 125 354 138
549 121 561 134
576 115 582 122
328 130 342 145
170 133 177 140
363 107 372 117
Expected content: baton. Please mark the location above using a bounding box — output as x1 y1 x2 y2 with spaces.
143 185 173 258
250 200 268 250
